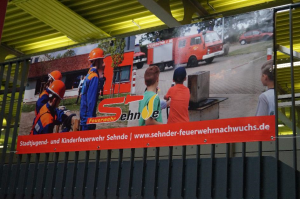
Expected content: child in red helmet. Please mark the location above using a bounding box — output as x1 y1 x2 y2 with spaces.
31 80 66 135
35 70 62 115
45 70 62 89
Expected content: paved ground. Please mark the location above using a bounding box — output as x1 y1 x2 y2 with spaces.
129 41 270 126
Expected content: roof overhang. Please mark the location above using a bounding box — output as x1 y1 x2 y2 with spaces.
13 0 110 43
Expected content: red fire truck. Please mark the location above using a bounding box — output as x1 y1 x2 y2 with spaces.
147 31 224 71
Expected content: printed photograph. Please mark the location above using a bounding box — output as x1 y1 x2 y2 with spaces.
19 9 275 135
20 36 136 135
128 9 274 126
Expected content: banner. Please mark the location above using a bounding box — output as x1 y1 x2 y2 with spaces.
17 9 275 154
17 116 275 154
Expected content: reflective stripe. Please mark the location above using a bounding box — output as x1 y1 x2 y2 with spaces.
30 104 54 135
30 111 50 135
87 73 98 80
39 90 49 98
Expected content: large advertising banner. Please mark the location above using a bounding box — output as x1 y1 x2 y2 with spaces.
18 9 275 154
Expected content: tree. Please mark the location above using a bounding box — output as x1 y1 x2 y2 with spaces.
62 49 76 58
55 53 62 59
44 53 54 61
98 38 126 97
138 25 193 45
97 40 113 55
110 38 126 97
43 49 76 61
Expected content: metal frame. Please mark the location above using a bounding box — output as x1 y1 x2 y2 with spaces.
274 3 300 199
277 44 300 59
0 3 299 198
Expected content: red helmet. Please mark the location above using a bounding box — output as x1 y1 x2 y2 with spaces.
89 48 104 60
48 80 66 99
48 70 62 81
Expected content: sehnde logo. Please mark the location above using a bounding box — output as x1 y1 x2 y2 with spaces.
87 94 160 124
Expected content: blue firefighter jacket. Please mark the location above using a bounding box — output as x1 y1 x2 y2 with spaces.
80 67 99 127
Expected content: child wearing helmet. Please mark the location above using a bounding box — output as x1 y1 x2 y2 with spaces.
45 70 62 89
35 70 62 115
31 80 66 135
80 48 105 130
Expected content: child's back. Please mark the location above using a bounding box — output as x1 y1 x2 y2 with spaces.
138 91 162 126
165 84 190 124
165 67 190 124
138 65 163 126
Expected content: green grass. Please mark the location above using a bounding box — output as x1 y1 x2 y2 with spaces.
21 103 35 112
228 41 272 56
60 97 79 111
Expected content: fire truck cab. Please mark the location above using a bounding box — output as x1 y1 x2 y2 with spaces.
147 31 224 72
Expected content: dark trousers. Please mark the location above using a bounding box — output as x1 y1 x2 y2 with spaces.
80 124 96 131
98 87 104 101
75 88 82 104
